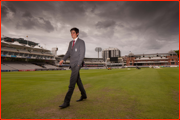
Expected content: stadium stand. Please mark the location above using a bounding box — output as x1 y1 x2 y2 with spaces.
1 63 17 70
44 64 60 69
23 63 45 69
4 62 33 70
31 51 43 54
1 47 18 52
18 49 30 53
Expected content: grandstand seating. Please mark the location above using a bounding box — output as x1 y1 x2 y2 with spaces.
4 63 33 70
23 63 45 69
1 64 17 70
44 64 59 69
1 62 44 70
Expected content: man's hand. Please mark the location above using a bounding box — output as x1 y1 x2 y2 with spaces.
59 60 64 65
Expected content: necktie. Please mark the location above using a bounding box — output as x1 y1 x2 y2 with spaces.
72 40 75 49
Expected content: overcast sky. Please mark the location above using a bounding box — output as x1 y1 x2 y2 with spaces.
1 1 179 58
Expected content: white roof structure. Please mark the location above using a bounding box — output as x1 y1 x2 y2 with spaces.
33 45 43 49
1 40 10 45
11 41 23 46
24 44 31 48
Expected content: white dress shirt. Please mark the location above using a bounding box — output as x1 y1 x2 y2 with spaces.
72 37 78 46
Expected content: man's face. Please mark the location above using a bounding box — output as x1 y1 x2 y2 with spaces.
71 30 79 39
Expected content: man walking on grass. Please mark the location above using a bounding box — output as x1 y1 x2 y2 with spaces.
59 27 87 108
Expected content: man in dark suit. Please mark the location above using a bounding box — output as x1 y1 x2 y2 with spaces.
59 27 87 108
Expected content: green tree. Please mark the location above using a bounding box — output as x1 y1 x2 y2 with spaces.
175 50 179 57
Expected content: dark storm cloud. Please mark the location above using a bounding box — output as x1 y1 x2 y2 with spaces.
4 7 55 33
90 1 178 52
96 1 179 37
3 1 86 22
97 1 178 21
1 1 179 57
79 30 88 38
1 1 88 31
124 1 171 20
16 19 35 30
96 20 116 29
2 1 54 13
22 11 33 18
1 3 16 17
16 16 54 33
8 5 16 14
1 5 8 18
1 3 16 20
38 17 54 32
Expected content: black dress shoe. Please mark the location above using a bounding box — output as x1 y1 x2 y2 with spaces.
59 102 70 108
76 96 87 102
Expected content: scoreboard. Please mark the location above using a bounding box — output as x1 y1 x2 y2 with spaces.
110 57 118 62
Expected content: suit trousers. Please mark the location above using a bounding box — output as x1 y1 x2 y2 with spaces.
64 65 87 103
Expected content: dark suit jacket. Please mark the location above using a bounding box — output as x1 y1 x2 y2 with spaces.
63 38 85 68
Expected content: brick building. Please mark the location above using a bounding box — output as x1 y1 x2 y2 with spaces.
125 50 179 66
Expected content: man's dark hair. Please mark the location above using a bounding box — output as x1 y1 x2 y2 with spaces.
70 27 79 36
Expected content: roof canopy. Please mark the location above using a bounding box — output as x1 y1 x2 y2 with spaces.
2 37 39 46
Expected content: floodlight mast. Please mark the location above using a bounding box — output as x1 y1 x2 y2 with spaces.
95 47 102 59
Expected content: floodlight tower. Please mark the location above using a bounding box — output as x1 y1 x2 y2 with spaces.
95 47 102 59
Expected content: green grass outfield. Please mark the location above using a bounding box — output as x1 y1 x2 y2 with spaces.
1 67 179 119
